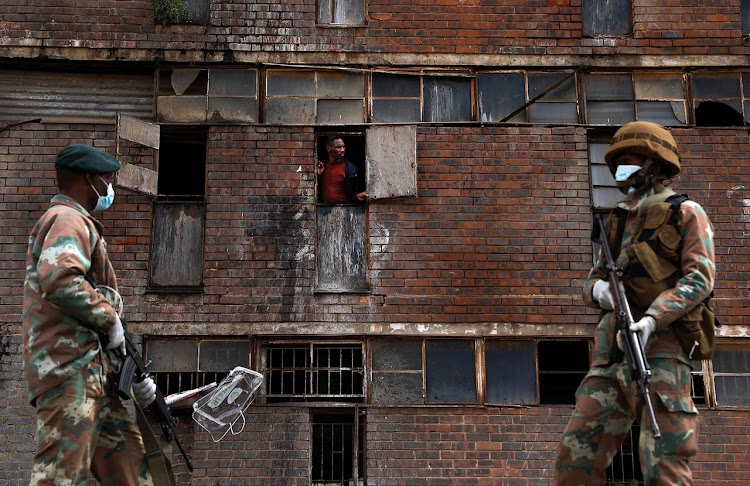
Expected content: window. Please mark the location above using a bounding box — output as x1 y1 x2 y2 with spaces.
370 71 471 122
585 73 635 125
538 340 589 405
485 341 537 405
582 0 630 37
152 0 209 25
743 0 750 37
633 73 687 125
692 72 746 126
145 338 252 401
266 70 365 125
311 411 365 485
606 425 643 485
426 339 477 403
477 71 578 123
371 73 421 123
423 75 472 122
150 128 206 289
589 137 621 210
157 68 258 124
262 343 365 403
370 339 424 405
712 345 750 407
317 0 365 26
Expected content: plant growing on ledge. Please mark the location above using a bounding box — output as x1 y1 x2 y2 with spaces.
152 0 192 25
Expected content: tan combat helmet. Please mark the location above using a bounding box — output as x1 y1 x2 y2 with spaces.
604 121 681 178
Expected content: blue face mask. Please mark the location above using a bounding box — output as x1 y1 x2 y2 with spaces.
614 164 642 182
92 175 115 211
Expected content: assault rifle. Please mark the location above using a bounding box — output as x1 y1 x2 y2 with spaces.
116 322 195 471
593 213 661 439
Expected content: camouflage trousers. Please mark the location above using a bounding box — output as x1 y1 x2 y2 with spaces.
30 359 154 486
554 359 699 486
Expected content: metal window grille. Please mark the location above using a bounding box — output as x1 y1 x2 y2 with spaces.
606 424 643 485
312 411 364 486
152 371 227 398
263 343 365 403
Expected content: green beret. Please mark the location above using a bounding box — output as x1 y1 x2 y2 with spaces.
54 143 121 174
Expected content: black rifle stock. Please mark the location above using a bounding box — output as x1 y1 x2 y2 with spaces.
593 213 661 439
116 322 195 471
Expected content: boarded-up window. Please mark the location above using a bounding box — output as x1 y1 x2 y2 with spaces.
692 72 746 127
370 339 424 405
0 70 153 124
485 341 537 405
538 340 589 404
426 339 477 404
582 0 631 36
315 205 368 292
365 125 418 200
266 70 365 125
157 68 258 124
585 73 635 125
150 129 206 289
589 138 621 209
712 345 750 407
318 0 365 25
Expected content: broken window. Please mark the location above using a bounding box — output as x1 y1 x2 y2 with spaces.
692 72 745 126
426 339 477 404
585 73 635 125
582 0 631 37
538 340 589 405
317 0 365 26
634 72 687 125
712 345 750 407
115 114 160 198
485 341 537 405
144 338 252 400
262 343 365 403
606 424 643 485
150 128 206 289
265 70 365 125
157 68 258 124
370 339 424 405
589 137 622 210
311 410 365 485
371 73 421 123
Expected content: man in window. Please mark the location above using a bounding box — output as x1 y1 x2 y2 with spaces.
554 122 716 485
317 135 367 204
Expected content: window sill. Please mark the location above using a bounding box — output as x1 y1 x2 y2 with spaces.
146 286 204 295
316 23 367 29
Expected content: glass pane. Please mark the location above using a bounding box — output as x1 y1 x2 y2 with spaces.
712 348 750 373
529 73 577 101
372 73 421 98
423 77 472 122
694 100 745 127
267 71 315 97
529 102 578 123
317 71 364 98
634 73 683 100
743 0 750 34
209 69 256 96
265 98 315 124
318 0 332 23
316 99 364 124
589 142 609 164
743 72 750 98
585 74 633 101
372 99 421 123
593 187 624 208
587 101 635 125
477 73 525 122
371 373 424 405
425 340 476 403
692 73 741 99
146 340 198 372
745 100 750 124
485 341 536 405
200 341 251 372
591 164 615 186
636 101 686 125
207 97 257 123
333 0 365 24
371 340 422 370
715 376 750 406
582 0 630 36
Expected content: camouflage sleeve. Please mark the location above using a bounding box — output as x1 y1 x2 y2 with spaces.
646 201 716 330
583 251 608 308
36 211 117 333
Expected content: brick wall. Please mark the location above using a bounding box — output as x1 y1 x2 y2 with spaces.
0 0 747 58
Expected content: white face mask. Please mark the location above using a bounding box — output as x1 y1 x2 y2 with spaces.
92 175 115 211
614 164 642 182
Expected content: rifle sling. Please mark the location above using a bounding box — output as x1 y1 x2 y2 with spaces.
135 402 177 486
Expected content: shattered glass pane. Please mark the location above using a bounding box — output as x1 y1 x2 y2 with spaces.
636 101 686 125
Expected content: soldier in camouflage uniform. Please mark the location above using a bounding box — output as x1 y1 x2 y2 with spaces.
23 144 157 486
554 122 716 485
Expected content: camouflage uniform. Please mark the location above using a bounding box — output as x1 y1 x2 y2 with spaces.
23 195 153 486
554 185 715 485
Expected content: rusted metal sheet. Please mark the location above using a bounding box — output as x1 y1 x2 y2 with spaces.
0 70 153 123
151 202 205 287
365 125 417 200
316 205 368 292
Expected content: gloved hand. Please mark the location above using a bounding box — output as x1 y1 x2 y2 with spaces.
630 316 657 348
592 280 615 310
106 315 126 356
133 376 157 407
616 316 657 352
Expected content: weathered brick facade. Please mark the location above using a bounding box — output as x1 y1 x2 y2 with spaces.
2 1 750 484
